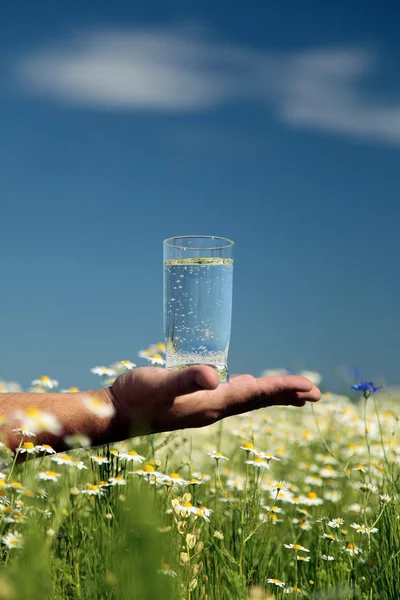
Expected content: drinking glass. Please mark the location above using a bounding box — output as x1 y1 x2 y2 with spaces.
163 236 234 383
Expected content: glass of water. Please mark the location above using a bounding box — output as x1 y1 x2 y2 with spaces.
163 236 234 383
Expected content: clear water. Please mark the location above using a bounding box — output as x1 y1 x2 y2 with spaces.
163 257 233 382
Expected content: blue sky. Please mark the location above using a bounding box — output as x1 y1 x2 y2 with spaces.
1 0 399 393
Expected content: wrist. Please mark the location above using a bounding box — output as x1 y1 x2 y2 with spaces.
86 387 130 447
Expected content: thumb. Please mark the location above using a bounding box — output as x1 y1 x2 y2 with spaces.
165 365 220 397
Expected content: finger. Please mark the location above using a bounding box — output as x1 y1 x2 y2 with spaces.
164 365 220 398
230 374 255 383
290 385 321 403
211 375 320 418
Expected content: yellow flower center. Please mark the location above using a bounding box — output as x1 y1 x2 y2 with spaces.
40 376 50 382
190 478 199 484
87 485 99 492
254 458 264 463
23 442 34 449
143 465 155 472
347 544 356 550
169 473 180 479
46 471 58 478
293 544 302 550
183 502 193 508
128 451 138 456
25 406 40 417
213 452 222 457
307 492 318 499
69 387 80 392
161 563 170 570
243 442 254 450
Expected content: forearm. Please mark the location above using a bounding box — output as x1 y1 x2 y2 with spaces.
0 388 119 454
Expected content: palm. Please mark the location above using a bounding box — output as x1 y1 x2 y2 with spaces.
110 366 320 439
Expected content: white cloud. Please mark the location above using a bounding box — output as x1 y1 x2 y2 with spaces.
16 28 256 110
15 27 400 144
265 47 400 144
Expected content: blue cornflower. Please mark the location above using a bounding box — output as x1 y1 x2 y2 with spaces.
351 381 382 399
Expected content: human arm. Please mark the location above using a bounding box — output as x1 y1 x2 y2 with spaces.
0 366 321 455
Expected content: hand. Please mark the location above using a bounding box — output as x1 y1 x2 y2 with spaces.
104 366 321 442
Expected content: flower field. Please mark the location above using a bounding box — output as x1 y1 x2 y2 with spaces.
0 349 399 600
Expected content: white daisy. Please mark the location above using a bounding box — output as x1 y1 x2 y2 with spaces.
284 543 310 553
160 473 189 486
37 471 61 482
267 578 285 588
380 494 392 504
240 442 256 452
343 543 362 556
353 482 377 494
64 434 91 448
2 531 24 549
11 427 36 437
52 454 75 466
81 395 115 418
118 450 146 463
73 461 87 470
90 455 110 465
31 376 59 389
81 485 104 496
148 354 165 366
108 476 127 486
17 442 38 454
12 407 62 436
257 452 281 462
350 523 378 534
327 518 344 529
245 457 270 469
111 360 137 372
158 564 177 577
35 444 56 454
90 366 117 377
206 451 229 461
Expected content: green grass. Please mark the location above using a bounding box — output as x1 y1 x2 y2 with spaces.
0 388 399 600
